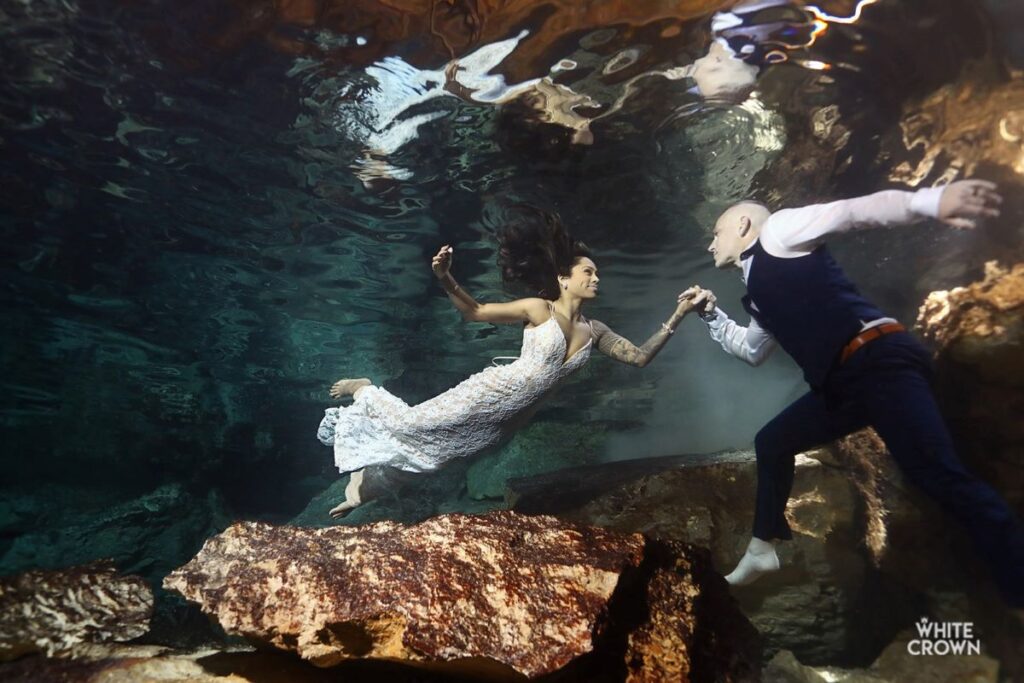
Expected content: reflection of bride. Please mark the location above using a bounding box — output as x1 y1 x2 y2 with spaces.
317 207 710 517
333 29 693 182
336 29 571 183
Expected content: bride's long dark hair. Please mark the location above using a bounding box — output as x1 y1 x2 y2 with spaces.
496 205 592 301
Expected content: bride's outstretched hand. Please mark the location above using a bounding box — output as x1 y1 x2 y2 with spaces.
431 245 453 278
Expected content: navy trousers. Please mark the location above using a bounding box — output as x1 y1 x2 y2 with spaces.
752 332 1024 607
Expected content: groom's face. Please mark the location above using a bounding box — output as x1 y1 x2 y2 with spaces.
708 216 746 269
709 202 767 269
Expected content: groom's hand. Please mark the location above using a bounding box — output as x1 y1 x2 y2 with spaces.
938 180 1001 230
676 286 716 317
695 289 717 317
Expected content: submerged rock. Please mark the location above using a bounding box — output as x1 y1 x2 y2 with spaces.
466 420 606 501
622 538 761 683
514 448 901 665
169 511 639 676
916 260 1024 491
164 510 759 681
764 628 1000 683
0 644 251 683
917 260 1024 386
0 561 152 662
518 432 1022 669
0 483 230 585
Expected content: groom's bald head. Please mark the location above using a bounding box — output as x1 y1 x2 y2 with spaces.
708 201 771 269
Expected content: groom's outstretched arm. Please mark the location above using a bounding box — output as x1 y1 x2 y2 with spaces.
703 307 777 366
762 179 1001 255
761 188 944 256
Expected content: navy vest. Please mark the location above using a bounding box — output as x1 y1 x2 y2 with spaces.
741 239 887 390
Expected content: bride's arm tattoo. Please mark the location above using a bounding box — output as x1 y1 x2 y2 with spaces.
591 319 677 368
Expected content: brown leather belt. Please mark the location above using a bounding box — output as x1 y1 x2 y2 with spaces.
839 322 906 364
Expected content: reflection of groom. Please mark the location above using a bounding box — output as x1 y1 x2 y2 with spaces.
692 179 1024 607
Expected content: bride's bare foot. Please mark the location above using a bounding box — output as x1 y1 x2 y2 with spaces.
329 469 364 519
329 500 357 519
329 378 372 400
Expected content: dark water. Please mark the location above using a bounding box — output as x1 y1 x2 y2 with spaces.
1 0 1022 611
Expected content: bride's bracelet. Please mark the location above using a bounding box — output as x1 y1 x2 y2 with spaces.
441 277 460 294
660 322 675 335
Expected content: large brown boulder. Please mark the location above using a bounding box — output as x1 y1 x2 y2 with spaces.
0 561 153 662
164 510 759 681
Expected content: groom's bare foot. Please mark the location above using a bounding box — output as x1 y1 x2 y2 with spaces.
330 378 371 399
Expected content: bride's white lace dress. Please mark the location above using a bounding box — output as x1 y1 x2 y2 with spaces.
317 311 592 473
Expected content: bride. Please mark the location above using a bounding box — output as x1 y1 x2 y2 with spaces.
317 207 709 517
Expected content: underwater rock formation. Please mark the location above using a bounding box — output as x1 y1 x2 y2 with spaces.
466 420 607 501
917 261 1024 379
520 435 1021 668
164 510 759 680
620 537 760 683
514 449 896 665
0 561 152 661
0 483 231 586
168 511 640 676
0 644 250 683
764 628 1000 683
916 260 1024 491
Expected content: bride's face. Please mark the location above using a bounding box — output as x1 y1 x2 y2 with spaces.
562 257 600 299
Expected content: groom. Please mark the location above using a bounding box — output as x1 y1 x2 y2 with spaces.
692 179 1024 608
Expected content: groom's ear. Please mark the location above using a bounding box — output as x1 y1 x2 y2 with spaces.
738 216 752 237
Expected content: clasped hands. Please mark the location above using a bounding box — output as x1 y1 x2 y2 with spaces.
676 285 717 318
